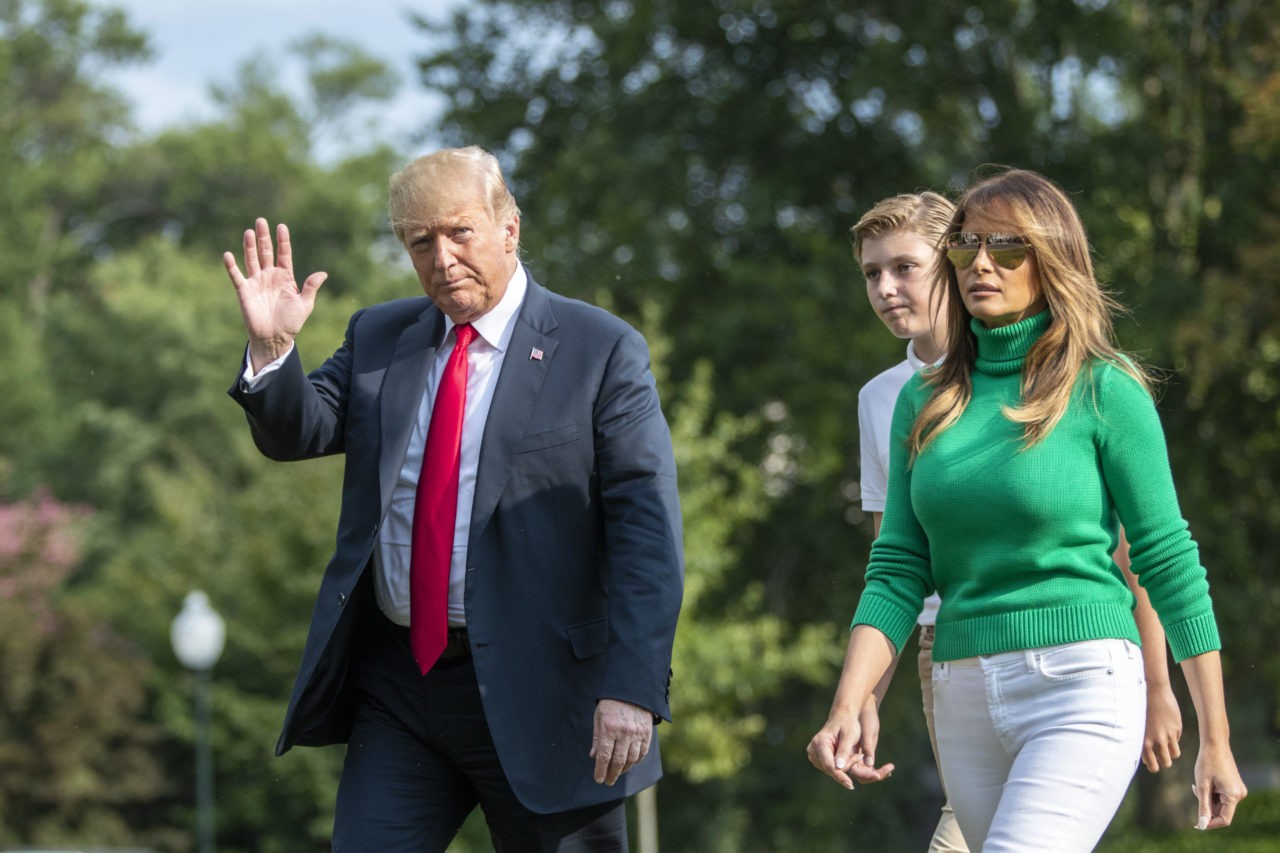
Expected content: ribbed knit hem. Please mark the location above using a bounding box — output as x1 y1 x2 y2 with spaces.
851 594 920 654
1165 611 1222 662
930 602 1142 662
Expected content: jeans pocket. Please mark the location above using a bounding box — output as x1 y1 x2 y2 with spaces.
1033 641 1117 682
933 660 950 684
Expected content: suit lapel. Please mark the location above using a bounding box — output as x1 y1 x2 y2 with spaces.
378 306 444 514
469 281 559 538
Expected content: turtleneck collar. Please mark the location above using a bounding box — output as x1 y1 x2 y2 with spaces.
972 311 1052 376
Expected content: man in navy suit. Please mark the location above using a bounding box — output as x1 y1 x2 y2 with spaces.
223 146 684 850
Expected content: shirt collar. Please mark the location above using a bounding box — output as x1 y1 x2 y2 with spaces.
442 264 527 353
905 339 943 370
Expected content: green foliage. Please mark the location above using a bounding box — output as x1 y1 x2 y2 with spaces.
662 348 842 782
0 0 148 322
3 0 1280 848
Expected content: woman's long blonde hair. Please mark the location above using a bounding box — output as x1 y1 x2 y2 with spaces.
907 168 1152 456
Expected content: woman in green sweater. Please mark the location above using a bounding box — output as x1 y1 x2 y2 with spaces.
808 169 1246 849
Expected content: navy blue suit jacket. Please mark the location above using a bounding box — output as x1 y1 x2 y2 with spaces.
229 276 684 813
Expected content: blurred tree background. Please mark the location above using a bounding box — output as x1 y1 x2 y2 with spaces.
1 0 1278 850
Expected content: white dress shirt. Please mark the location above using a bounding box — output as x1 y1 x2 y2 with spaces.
376 266 526 626
242 265 528 627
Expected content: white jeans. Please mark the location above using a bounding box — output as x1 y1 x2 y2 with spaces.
932 639 1145 852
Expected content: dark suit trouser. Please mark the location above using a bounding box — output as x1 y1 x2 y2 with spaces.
333 614 628 852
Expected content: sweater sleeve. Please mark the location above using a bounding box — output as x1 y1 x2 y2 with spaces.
852 377 934 652
1096 366 1220 661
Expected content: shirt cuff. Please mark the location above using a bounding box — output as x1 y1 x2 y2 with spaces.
240 343 294 391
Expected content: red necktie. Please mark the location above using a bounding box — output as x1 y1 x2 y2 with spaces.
410 323 476 674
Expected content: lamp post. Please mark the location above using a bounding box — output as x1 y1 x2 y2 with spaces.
171 591 226 853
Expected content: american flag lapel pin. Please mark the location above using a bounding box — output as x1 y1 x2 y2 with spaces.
529 347 544 361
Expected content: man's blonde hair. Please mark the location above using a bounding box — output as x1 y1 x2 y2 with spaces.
850 191 955 263
388 146 521 243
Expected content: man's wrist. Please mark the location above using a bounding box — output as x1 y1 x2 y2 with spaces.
249 337 294 372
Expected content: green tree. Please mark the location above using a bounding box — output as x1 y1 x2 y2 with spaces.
0 0 147 322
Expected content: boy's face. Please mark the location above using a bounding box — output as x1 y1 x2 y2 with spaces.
861 230 942 342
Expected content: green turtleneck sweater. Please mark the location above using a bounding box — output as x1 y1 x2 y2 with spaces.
853 311 1220 663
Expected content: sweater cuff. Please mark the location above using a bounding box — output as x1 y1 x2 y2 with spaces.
851 594 918 654
1165 611 1221 663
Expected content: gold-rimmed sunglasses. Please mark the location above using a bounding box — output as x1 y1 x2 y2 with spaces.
943 232 1032 270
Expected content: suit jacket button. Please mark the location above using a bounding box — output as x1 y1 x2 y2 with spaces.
337 592 347 606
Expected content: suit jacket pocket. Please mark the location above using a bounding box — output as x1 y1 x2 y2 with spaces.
518 423 580 454
566 617 609 660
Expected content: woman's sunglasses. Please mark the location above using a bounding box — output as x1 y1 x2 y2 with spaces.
943 233 1032 270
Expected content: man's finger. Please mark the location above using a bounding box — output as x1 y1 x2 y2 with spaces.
223 252 245 287
604 739 632 785
242 228 260 277
300 272 329 303
592 739 613 784
256 218 274 269
277 221 299 275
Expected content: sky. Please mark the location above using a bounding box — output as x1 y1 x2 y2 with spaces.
103 0 458 154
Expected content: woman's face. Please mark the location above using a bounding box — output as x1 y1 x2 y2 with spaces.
951 207 1047 328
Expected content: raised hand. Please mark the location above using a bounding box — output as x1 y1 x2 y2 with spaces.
223 218 328 372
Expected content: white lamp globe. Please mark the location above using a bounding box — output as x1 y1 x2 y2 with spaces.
171 591 226 671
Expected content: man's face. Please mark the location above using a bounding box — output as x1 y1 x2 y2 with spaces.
861 229 942 342
402 178 520 325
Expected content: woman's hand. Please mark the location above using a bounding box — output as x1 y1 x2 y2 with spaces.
1142 681 1182 772
807 698 895 790
1192 743 1247 830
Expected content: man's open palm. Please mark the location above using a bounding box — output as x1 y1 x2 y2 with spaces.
223 218 327 371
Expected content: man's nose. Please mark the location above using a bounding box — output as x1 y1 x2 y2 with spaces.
433 236 456 268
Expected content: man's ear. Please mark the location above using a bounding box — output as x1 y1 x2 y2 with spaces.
505 215 520 252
